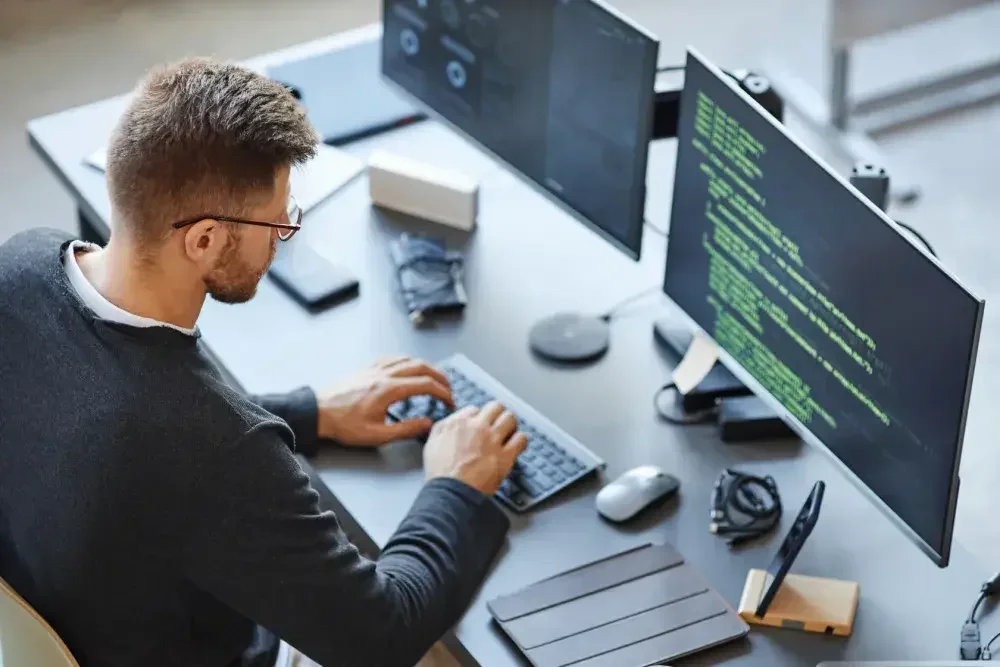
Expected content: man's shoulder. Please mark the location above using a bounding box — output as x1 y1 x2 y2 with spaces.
0 227 74 257
0 228 74 281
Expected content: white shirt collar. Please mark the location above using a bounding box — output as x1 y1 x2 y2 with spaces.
63 241 197 337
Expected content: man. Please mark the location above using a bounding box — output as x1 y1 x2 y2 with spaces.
0 58 525 667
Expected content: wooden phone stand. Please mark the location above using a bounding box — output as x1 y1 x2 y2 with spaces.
738 568 860 636
736 480 860 636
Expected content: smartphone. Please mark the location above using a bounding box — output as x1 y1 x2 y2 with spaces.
267 243 359 310
755 480 825 616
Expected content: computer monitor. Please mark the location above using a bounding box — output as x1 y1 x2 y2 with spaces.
381 0 657 258
664 47 984 567
381 0 659 362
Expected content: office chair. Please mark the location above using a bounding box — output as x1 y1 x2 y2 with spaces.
0 575 79 667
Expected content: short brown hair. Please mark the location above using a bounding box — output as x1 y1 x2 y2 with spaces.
106 58 319 244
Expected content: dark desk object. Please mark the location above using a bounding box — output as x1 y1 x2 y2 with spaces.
756 481 825 618
488 543 748 667
267 33 425 146
26 23 989 667
387 234 467 325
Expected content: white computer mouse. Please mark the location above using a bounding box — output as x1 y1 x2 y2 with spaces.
595 465 680 523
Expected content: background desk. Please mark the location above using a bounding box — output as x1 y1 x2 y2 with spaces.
28 24 987 667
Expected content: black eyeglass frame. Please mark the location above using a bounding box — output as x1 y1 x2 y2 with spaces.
170 195 302 241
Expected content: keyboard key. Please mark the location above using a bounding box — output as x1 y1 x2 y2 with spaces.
534 474 554 492
541 463 557 477
521 478 546 497
559 461 579 477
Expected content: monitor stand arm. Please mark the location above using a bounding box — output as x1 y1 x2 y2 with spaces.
652 68 786 140
528 69 786 366
651 321 796 441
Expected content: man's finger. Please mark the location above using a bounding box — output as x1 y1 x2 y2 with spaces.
491 410 518 441
386 359 451 389
375 355 411 369
375 417 434 442
447 405 479 420
503 432 529 466
380 377 453 405
476 401 505 426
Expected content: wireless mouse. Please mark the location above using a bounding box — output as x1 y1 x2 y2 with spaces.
595 465 680 523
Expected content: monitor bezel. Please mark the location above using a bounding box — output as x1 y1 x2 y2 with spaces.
379 0 660 261
664 46 985 567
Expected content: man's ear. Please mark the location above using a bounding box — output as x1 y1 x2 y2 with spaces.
181 219 226 267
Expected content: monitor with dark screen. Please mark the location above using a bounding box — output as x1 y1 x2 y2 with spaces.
381 0 658 259
664 48 984 566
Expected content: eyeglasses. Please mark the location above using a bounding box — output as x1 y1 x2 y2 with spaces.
171 195 302 241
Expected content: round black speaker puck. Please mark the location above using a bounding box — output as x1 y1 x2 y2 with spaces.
528 313 610 364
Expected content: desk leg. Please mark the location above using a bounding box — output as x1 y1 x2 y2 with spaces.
830 47 851 131
77 208 107 245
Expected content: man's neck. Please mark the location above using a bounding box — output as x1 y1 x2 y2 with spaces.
77 239 205 330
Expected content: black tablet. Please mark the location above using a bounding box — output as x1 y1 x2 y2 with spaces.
268 37 426 147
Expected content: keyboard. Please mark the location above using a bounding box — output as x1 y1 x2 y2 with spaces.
387 354 604 511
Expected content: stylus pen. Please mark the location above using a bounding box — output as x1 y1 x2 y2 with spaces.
324 114 428 148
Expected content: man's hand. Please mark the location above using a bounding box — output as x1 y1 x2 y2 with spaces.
424 402 528 496
316 356 453 447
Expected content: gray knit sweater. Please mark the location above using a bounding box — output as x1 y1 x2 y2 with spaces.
0 229 509 667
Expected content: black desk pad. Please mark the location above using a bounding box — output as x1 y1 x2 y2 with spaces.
488 543 749 667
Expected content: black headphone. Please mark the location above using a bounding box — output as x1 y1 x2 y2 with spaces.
961 573 1000 660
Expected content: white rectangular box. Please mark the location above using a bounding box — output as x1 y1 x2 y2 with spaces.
368 150 478 230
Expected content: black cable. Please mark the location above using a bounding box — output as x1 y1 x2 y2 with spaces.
710 470 782 548
652 383 675 412
652 382 718 425
600 286 661 322
656 64 684 73
896 221 937 258
960 575 1000 659
971 592 987 623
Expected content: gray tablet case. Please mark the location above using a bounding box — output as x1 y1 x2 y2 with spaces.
487 543 749 667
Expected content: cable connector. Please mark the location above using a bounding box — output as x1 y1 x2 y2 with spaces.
960 621 982 660
982 647 992 660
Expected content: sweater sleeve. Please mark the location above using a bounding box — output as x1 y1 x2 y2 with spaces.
181 423 509 667
248 387 320 456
